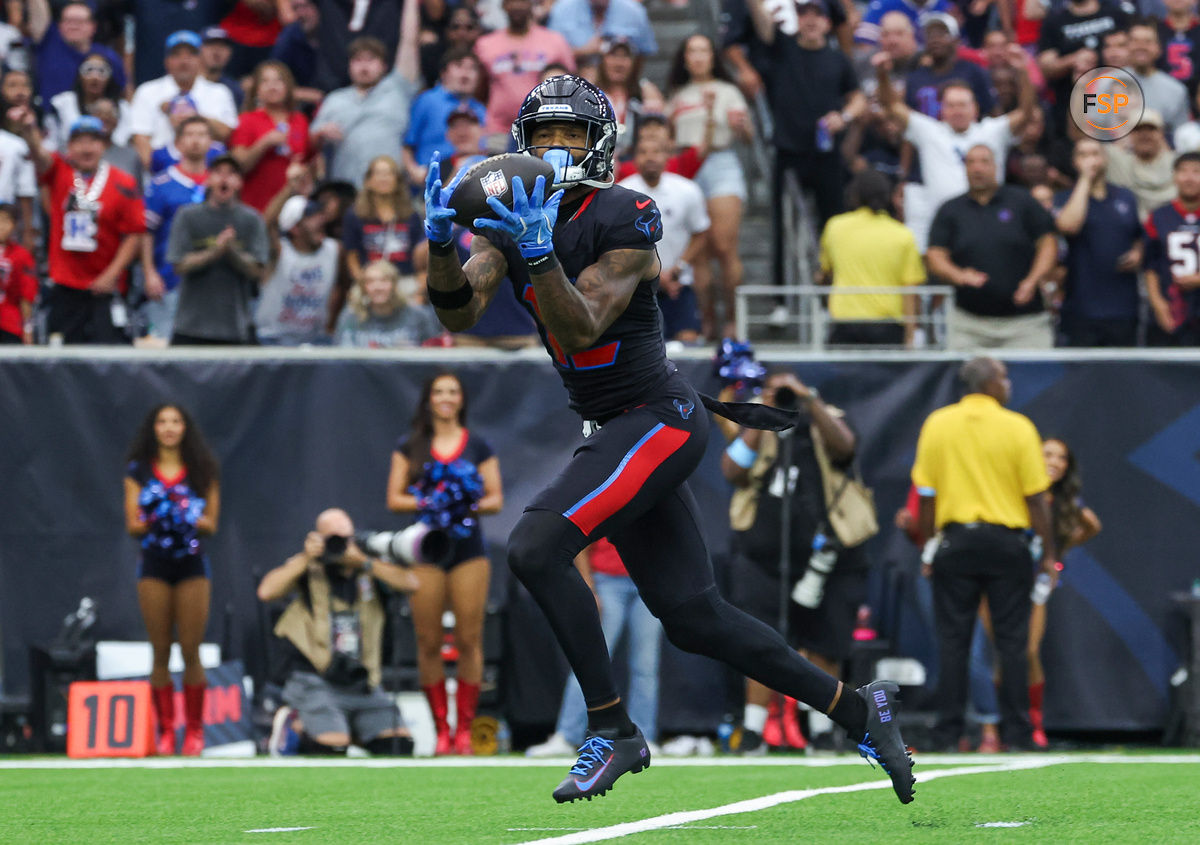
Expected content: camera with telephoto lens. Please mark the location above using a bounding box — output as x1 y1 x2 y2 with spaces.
359 525 452 567
792 532 838 609
320 524 451 567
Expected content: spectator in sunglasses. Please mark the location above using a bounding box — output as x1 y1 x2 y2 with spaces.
46 53 132 152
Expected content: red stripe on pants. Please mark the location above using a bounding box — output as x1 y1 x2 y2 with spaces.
566 425 690 536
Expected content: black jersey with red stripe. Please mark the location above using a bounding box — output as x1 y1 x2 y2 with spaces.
484 184 673 421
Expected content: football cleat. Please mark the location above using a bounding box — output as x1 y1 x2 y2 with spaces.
551 728 650 803
855 681 916 804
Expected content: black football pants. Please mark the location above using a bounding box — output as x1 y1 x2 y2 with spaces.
507 374 842 719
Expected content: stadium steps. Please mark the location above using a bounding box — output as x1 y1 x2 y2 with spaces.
642 0 778 333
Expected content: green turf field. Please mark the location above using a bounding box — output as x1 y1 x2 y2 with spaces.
1 754 1196 843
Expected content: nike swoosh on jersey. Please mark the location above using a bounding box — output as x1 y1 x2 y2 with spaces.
635 199 651 209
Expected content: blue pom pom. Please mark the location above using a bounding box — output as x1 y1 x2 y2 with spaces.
411 458 485 530
713 338 766 399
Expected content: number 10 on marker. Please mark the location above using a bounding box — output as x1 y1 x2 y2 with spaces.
67 681 156 758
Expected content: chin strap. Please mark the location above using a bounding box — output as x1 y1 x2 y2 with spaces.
578 175 615 190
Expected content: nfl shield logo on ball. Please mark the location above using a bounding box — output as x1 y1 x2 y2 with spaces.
481 170 508 198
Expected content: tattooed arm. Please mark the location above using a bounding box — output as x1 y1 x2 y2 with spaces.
427 234 511 332
528 247 660 354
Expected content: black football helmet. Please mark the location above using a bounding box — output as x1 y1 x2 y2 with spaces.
512 75 618 189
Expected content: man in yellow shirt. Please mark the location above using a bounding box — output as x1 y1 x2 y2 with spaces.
819 170 924 347
911 356 1055 751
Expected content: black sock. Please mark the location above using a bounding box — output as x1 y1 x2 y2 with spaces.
364 735 414 756
298 733 347 755
830 686 868 744
587 700 636 738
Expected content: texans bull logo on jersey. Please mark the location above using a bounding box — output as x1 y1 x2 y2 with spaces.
634 209 660 241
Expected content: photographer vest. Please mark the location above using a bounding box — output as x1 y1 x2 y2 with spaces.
729 405 878 549
274 558 386 687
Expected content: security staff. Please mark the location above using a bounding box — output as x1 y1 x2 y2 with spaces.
911 357 1056 751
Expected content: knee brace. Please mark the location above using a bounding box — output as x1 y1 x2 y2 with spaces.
506 509 583 585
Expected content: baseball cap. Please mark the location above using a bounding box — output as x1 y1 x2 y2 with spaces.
920 12 960 38
208 153 243 174
446 104 481 126
279 195 323 233
68 115 107 140
795 0 830 15
201 26 232 45
1136 108 1164 130
165 30 202 52
314 179 358 203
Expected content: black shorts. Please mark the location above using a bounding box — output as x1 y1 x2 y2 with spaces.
728 552 866 662
45 285 129 345
138 553 211 585
436 528 487 570
828 321 905 347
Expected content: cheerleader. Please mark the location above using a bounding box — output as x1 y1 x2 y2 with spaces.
123 404 220 755
1029 437 1101 747
387 373 503 754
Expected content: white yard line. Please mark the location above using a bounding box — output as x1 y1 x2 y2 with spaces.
976 822 1030 828
512 759 1062 845
508 827 759 833
0 753 1196 770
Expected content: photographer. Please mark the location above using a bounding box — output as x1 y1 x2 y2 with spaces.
257 508 418 756
721 371 876 752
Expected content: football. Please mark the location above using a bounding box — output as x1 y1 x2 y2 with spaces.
447 153 556 228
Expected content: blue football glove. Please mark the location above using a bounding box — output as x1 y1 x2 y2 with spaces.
423 151 467 246
473 174 563 260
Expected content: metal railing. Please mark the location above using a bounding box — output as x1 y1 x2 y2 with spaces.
734 284 957 349
744 91 775 207
782 169 819 291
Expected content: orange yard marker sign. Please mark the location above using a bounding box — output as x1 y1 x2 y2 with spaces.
67 681 155 758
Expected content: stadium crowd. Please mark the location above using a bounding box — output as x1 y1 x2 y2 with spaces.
0 0 1199 348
